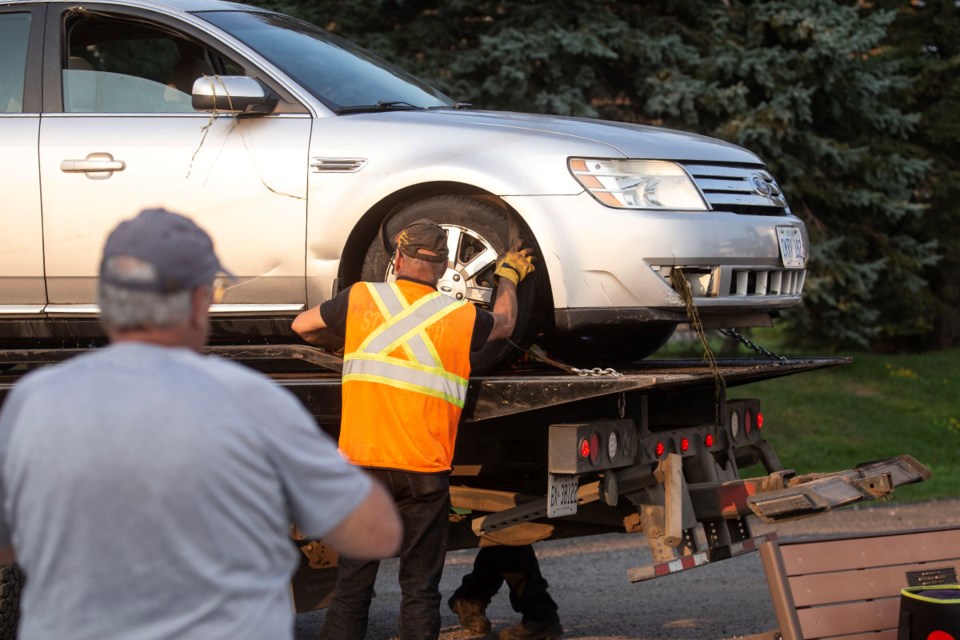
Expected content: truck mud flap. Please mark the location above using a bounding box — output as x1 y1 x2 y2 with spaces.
746 455 931 523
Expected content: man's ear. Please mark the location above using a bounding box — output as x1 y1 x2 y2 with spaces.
190 286 211 329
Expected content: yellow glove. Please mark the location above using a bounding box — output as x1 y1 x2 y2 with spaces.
495 242 536 286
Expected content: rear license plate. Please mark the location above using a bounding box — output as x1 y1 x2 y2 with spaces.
776 226 806 269
547 473 578 518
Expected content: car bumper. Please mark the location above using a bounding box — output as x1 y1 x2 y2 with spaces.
502 192 807 331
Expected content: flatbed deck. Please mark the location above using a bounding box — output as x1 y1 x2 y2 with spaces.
0 345 850 424
0 344 850 424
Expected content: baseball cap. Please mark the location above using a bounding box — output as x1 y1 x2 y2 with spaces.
396 219 449 263
99 208 232 293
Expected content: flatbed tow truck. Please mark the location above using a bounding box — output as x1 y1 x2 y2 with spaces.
0 345 931 616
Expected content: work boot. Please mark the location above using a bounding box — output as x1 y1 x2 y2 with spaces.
498 617 563 640
448 597 491 636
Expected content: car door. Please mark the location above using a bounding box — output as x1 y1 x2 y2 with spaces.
0 4 45 315
38 4 311 319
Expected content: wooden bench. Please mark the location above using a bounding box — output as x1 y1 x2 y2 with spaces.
747 526 960 640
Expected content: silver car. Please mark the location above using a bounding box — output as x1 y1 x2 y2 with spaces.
0 0 807 370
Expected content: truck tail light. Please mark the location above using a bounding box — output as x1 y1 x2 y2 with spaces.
680 437 690 452
589 432 601 465
655 441 665 457
549 420 638 473
705 434 715 448
726 399 761 441
757 412 764 429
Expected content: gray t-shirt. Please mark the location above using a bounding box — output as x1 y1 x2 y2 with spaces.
0 342 371 640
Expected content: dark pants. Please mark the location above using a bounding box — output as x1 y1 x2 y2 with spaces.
321 469 450 640
452 545 559 624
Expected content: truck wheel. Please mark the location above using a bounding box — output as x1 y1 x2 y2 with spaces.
0 564 23 640
543 323 676 367
361 195 547 373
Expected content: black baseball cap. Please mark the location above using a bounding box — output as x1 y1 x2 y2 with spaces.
396 219 449 264
99 208 232 293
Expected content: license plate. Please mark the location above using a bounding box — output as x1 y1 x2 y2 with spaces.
547 473 578 518
776 226 806 269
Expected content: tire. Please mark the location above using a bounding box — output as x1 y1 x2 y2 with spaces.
542 323 677 368
361 195 548 373
0 564 23 640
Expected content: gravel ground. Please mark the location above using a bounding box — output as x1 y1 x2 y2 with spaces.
294 498 960 640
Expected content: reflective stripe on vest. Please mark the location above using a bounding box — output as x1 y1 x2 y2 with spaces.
365 282 439 367
343 282 470 407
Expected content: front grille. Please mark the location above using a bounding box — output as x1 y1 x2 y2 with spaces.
727 268 805 297
681 163 789 215
653 265 805 299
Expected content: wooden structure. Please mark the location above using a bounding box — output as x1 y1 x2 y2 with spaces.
748 526 960 640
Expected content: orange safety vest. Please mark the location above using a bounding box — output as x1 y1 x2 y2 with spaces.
338 280 477 473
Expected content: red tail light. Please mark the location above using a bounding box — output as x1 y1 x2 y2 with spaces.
680 437 690 452
757 412 764 429
579 438 590 459
705 434 715 448
589 432 601 465
655 441 665 457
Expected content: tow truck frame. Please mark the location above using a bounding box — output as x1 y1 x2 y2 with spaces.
0 345 931 612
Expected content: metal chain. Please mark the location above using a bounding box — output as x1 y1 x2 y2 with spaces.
508 339 623 377
718 327 787 361
572 366 623 378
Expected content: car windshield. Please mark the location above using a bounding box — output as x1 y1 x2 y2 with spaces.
197 10 455 112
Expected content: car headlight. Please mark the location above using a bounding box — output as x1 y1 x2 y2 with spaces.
569 158 708 210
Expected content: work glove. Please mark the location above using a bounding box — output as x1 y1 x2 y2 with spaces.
494 242 536 286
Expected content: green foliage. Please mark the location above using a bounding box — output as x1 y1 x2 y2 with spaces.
674 2 935 349
243 0 956 351
872 0 960 349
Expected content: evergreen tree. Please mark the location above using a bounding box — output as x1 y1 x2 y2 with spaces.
874 0 960 349
680 1 935 348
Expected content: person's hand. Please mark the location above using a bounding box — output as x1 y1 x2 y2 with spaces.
494 241 536 286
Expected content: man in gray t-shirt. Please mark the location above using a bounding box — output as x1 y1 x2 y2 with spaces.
0 209 401 640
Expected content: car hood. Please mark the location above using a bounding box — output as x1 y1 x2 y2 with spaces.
396 109 762 164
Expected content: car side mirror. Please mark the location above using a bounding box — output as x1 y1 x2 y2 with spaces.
191 76 278 115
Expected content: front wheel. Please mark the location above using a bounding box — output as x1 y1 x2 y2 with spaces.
361 195 547 374
541 324 677 368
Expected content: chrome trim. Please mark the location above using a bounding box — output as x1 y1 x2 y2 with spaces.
310 157 368 173
44 304 100 315
41 112 308 119
210 304 304 313
0 305 45 314
682 163 787 210
41 304 304 315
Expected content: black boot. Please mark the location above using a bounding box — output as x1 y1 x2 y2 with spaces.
449 597 492 636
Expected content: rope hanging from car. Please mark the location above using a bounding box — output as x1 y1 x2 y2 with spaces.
670 268 725 427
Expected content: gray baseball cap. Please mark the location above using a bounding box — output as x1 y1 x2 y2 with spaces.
99 208 232 293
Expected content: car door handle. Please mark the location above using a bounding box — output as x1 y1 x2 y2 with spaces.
60 152 126 174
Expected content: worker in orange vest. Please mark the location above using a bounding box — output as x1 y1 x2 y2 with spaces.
292 218 535 639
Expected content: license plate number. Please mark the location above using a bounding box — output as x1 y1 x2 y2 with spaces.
776 226 806 269
547 473 578 518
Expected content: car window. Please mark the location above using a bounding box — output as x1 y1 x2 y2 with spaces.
62 13 240 114
199 10 454 111
0 13 31 114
